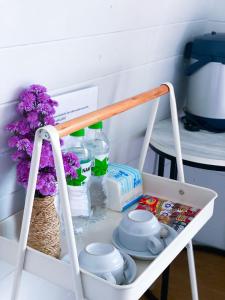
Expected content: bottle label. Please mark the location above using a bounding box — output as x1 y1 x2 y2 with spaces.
81 160 92 182
67 160 92 186
91 153 109 176
67 185 90 216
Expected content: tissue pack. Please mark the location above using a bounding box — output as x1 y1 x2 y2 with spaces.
104 163 143 212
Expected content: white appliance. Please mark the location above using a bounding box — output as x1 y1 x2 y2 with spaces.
184 32 225 132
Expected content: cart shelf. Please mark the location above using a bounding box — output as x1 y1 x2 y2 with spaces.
0 172 216 300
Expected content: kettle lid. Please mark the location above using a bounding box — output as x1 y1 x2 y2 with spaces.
184 32 225 75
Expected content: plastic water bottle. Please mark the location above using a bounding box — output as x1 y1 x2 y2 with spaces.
65 129 92 234
86 121 110 220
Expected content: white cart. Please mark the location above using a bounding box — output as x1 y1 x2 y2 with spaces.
0 83 217 300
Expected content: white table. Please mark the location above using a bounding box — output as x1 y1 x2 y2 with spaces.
151 118 225 169
150 118 225 300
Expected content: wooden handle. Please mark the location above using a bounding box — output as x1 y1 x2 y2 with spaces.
55 84 169 137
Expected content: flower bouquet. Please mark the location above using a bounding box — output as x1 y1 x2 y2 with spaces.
6 84 79 258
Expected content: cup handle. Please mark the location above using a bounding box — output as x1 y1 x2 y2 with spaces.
122 256 130 283
102 272 116 284
147 236 164 255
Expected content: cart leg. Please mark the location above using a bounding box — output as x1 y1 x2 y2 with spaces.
158 154 170 300
143 154 166 300
160 158 177 300
45 126 85 300
187 241 199 300
11 131 43 300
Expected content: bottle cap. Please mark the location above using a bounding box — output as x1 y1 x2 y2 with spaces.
70 129 85 137
88 121 103 129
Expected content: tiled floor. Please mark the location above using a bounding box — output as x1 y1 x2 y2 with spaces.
140 249 225 300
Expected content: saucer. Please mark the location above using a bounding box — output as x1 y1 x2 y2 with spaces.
119 251 137 284
61 249 136 285
112 224 177 260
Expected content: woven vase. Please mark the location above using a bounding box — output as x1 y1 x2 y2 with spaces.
28 196 61 258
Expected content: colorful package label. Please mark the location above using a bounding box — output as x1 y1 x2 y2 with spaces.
136 194 200 232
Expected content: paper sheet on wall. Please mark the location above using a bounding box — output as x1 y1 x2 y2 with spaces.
54 86 98 123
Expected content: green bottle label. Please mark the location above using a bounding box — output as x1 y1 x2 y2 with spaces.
91 154 109 176
67 160 91 186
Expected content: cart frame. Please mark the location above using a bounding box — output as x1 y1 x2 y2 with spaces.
11 83 199 300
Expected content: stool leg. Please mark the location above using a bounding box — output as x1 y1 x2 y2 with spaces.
153 151 158 175
160 267 170 300
187 241 199 300
158 155 165 177
144 290 159 300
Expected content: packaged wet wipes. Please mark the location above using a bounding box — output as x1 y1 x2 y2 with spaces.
104 163 143 212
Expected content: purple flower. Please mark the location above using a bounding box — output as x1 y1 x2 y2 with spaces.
11 150 27 161
27 111 40 128
17 120 30 135
40 142 54 168
8 136 20 148
6 84 79 197
6 120 30 135
28 84 47 95
44 115 55 126
48 99 58 107
36 92 51 103
5 121 20 133
37 102 55 115
44 167 56 177
63 152 80 178
36 173 57 196
18 91 36 112
60 138 64 146
17 139 33 156
17 160 31 187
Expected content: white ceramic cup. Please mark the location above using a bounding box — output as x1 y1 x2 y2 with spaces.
118 210 164 254
78 242 129 284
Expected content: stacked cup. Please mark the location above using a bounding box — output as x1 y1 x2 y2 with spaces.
78 242 132 285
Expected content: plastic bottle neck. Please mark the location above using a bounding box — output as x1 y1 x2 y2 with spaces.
72 136 84 142
90 128 102 133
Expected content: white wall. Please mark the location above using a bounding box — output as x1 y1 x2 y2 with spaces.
0 0 211 221
207 0 225 32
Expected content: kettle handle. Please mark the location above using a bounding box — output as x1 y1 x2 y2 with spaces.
185 57 212 76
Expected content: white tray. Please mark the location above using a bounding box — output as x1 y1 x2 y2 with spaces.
0 172 217 300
